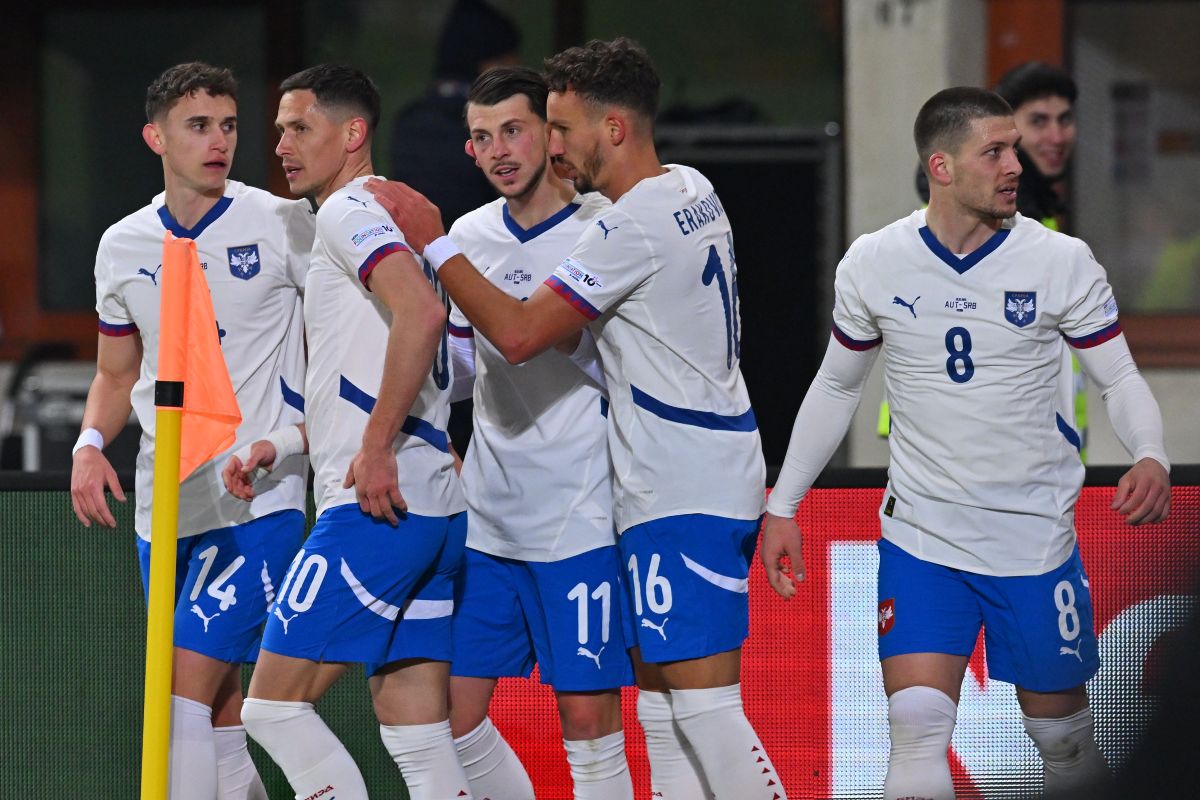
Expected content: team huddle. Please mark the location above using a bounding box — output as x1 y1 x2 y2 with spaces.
70 36 1170 800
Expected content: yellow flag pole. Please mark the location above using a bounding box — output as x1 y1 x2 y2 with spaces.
141 234 193 800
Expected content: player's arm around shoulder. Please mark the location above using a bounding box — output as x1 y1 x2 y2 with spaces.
71 331 139 528
343 247 447 525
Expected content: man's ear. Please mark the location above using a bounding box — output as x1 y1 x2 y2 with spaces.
142 123 166 156
607 112 626 147
927 151 953 187
465 138 479 164
346 117 370 153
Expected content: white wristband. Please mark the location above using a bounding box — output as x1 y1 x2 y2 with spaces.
232 425 305 474
72 427 104 455
423 235 461 272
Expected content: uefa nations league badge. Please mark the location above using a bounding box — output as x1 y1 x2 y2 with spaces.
1004 291 1036 327
228 244 261 280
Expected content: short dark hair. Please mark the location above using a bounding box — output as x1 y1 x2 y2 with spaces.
466 66 549 123
995 62 1077 110
543 37 659 122
280 64 381 132
914 86 1013 167
145 62 237 122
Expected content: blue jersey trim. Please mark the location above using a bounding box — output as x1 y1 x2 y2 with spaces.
99 319 139 337
280 376 305 413
358 241 410 287
600 396 609 418
502 202 581 243
337 375 449 453
1056 413 1082 452
1065 320 1122 349
448 322 474 339
157 195 234 240
831 322 882 351
918 225 1011 274
630 384 757 432
545 275 601 320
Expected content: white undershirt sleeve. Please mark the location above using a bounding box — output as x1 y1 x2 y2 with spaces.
765 336 880 518
567 326 607 394
449 335 477 403
1071 333 1169 471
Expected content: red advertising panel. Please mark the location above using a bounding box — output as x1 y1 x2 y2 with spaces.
488 484 1198 798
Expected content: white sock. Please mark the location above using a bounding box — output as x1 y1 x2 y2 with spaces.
241 698 368 800
213 725 268 800
636 690 712 799
380 720 473 800
170 695 217 800
884 686 957 800
453 717 534 800
563 730 634 800
1022 706 1111 794
671 684 786 800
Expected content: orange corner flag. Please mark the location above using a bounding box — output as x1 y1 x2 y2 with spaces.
157 232 241 480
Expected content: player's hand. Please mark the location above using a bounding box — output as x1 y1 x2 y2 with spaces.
343 444 406 526
363 179 446 255
222 440 278 502
760 512 806 599
1113 457 1171 526
70 446 126 528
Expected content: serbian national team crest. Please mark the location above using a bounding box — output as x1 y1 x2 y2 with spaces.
1004 291 1037 327
877 598 896 636
227 244 261 280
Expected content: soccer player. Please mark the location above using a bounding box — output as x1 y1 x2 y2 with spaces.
761 87 1171 800
368 38 786 800
69 62 312 800
440 66 633 800
237 64 471 800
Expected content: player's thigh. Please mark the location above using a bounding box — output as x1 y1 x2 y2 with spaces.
449 675 499 737
172 646 241 707
973 544 1099 694
618 513 760 664
173 510 306 664
369 658 451 726
876 538 983 679
263 504 453 666
881 652 971 701
445 547 535 681
524 545 634 691
247 648 348 703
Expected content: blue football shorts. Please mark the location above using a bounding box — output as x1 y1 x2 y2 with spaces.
877 537 1099 692
136 509 305 663
259 503 465 668
617 513 761 664
451 544 634 691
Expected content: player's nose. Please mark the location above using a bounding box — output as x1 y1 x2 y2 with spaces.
547 129 564 158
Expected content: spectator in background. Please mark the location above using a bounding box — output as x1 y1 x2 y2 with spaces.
391 0 522 231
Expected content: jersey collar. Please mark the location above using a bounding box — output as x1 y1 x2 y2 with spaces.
157 194 234 240
918 223 1011 275
502 201 581 244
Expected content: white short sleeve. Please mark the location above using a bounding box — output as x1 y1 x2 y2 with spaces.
1060 241 1122 348
544 208 660 320
318 200 412 290
95 235 137 336
830 244 882 349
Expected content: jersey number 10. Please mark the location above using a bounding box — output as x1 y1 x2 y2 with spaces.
702 232 742 370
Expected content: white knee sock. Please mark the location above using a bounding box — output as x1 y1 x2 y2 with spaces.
671 684 785 800
884 686 957 800
453 717 534 800
213 725 268 800
1022 706 1110 795
170 695 218 800
563 730 634 800
240 698 368 800
636 690 712 799
380 720 473 800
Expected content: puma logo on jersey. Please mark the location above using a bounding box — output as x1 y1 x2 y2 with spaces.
1059 642 1083 662
190 604 220 633
596 219 619 239
641 618 669 640
347 195 370 207
273 606 299 634
892 295 920 318
138 265 162 285
577 645 605 669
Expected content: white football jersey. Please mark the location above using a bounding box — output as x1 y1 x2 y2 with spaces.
449 194 614 561
545 165 766 533
834 210 1122 576
304 176 464 518
94 180 313 541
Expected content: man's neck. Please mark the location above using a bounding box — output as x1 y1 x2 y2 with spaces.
602 144 668 203
316 157 373 207
162 180 225 230
505 171 576 229
924 197 1005 255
